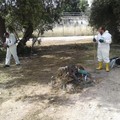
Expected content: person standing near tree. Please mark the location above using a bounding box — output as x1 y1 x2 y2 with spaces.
93 26 112 72
4 29 20 68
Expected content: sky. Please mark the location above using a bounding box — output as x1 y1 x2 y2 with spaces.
88 0 93 7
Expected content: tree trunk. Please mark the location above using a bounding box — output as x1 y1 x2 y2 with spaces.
0 16 6 42
109 24 120 44
112 31 120 43
21 24 34 45
17 24 33 56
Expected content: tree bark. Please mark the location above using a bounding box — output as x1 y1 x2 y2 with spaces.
112 31 120 43
17 24 33 55
0 16 6 42
109 23 120 44
21 24 34 45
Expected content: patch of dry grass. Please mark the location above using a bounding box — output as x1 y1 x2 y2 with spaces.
0 42 120 120
19 26 93 38
42 26 93 37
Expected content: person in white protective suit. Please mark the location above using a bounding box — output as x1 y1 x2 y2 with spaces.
93 26 112 72
4 32 20 68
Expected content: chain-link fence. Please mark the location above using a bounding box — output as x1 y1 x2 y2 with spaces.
42 13 92 37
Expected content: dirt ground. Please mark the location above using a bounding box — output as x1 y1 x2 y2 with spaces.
0 40 120 120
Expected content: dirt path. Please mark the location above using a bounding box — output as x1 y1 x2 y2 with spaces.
27 36 93 46
0 43 120 120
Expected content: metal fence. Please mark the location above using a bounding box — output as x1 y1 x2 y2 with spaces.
43 13 92 37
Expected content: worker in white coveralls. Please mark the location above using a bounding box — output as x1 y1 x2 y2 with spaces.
93 26 112 72
4 30 20 68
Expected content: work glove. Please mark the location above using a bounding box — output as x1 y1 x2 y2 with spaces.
99 39 104 43
93 38 96 42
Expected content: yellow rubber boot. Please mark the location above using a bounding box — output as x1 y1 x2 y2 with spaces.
96 62 103 70
106 63 110 72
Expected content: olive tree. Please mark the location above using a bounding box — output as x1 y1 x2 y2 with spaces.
90 0 120 43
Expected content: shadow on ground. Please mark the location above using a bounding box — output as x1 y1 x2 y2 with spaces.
0 43 94 89
0 43 120 112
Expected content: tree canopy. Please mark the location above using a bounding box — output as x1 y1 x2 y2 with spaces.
0 0 62 43
90 0 120 43
0 0 89 46
62 0 88 12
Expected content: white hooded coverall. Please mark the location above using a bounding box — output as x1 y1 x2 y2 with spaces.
5 33 20 65
96 31 112 63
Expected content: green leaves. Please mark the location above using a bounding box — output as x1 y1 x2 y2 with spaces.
0 0 63 33
80 0 89 12
90 0 120 43
62 0 88 12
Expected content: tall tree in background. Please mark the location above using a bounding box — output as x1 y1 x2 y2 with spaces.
0 16 6 42
0 0 8 42
62 0 80 12
62 0 88 12
80 0 89 12
90 0 120 43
